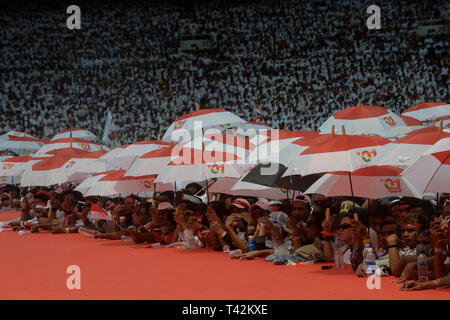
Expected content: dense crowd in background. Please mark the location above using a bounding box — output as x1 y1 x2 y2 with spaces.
0 183 449 291
1 0 448 144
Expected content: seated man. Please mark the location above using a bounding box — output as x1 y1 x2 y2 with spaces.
355 217 419 277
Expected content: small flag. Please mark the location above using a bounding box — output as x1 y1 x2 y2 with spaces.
88 204 111 221
256 105 269 119
102 108 120 148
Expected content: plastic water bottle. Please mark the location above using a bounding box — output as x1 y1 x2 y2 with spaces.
78 227 95 237
334 237 344 268
229 249 242 259
365 248 377 274
151 242 161 248
223 244 230 253
248 236 256 252
362 243 371 264
18 230 29 236
120 235 133 241
417 246 428 282
183 229 196 249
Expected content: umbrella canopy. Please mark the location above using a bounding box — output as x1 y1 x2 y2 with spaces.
227 121 273 137
433 115 450 127
282 134 391 177
0 131 36 140
406 125 450 136
399 115 424 133
377 131 450 167
402 137 450 193
124 145 177 177
100 140 171 170
318 105 410 138
75 170 173 196
162 108 246 143
304 165 421 199
0 135 44 155
51 128 98 141
210 177 295 200
34 138 106 156
155 147 249 183
21 148 107 186
401 102 450 122
0 155 49 176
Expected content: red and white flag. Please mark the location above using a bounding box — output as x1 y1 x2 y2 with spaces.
88 203 111 221
256 105 269 119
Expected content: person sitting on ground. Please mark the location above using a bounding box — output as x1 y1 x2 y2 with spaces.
51 190 84 234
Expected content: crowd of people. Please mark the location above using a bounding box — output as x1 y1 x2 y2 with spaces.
1 0 448 144
1 183 449 291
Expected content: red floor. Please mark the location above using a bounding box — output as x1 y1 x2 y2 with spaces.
1 211 449 300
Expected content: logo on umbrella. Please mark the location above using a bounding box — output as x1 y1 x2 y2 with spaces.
281 188 288 193
382 178 402 193
2 164 14 170
65 160 76 169
219 123 231 128
208 164 225 174
80 143 91 151
174 120 187 130
1 176 6 182
357 149 377 162
382 116 396 126
143 180 152 188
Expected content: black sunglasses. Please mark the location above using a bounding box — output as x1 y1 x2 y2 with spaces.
337 223 351 230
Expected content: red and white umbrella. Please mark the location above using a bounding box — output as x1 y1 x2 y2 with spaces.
0 155 49 176
155 147 249 183
124 146 175 177
406 125 450 136
75 170 173 196
402 137 450 193
377 131 450 167
402 102 450 122
434 115 450 127
99 140 171 170
162 108 246 143
318 105 410 138
51 128 98 142
399 115 424 133
304 165 421 198
0 134 44 155
248 130 319 165
0 131 36 140
21 148 107 186
209 177 295 200
282 134 391 178
34 138 106 156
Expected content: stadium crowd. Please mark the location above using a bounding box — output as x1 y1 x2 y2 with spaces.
1 0 448 145
1 183 449 291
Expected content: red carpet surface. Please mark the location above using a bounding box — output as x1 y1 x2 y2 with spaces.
1 211 449 300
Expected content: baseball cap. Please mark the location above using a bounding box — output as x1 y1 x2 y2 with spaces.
293 194 311 206
158 202 174 211
269 211 288 227
253 198 270 212
232 198 251 211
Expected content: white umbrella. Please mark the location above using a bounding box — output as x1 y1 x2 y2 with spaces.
51 128 98 142
402 102 450 122
34 138 106 156
162 108 246 143
305 165 421 198
318 105 410 138
0 134 44 155
402 137 450 193
100 140 171 170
